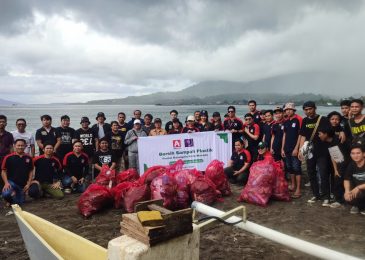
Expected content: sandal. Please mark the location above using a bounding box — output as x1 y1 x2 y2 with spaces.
291 194 302 199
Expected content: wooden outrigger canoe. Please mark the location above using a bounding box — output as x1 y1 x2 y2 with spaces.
12 205 107 260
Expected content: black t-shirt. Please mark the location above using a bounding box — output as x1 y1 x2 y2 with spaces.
35 127 59 154
105 130 126 158
262 122 274 147
340 117 352 142
251 111 261 124
231 149 251 171
1 153 33 186
165 120 183 132
33 155 62 183
345 161 365 186
349 116 365 144
327 136 350 175
55 127 75 160
243 123 260 150
283 117 301 153
213 122 224 131
63 152 89 179
142 125 155 136
93 150 116 169
299 115 330 156
118 122 130 133
75 128 97 158
224 118 244 142
272 120 285 152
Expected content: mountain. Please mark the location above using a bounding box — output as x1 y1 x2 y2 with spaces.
0 98 20 106
86 71 350 105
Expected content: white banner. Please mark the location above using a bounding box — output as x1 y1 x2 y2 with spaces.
138 131 232 174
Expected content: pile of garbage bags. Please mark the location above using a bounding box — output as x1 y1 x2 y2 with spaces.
78 160 231 217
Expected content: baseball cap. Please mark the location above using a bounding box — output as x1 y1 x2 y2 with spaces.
200 110 208 117
273 107 283 113
258 142 267 149
96 112 106 120
134 119 141 124
80 116 90 124
283 103 296 111
187 115 195 121
302 101 316 110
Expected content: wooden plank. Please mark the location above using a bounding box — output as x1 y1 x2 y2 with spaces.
135 199 164 212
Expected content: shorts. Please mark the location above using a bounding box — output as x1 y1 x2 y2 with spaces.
284 154 301 175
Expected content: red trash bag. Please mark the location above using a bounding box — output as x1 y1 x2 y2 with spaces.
271 161 290 201
191 176 220 205
95 165 116 187
151 175 177 210
139 166 166 185
110 182 136 209
78 184 113 217
205 160 231 196
174 169 202 185
238 159 275 206
123 184 150 213
166 160 184 175
117 169 139 184
175 173 191 209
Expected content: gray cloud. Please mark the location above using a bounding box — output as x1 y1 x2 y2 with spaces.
0 0 365 103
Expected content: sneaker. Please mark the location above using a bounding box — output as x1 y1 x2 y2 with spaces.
64 188 72 194
322 199 330 207
304 182 311 187
350 206 359 214
330 202 342 208
307 197 319 203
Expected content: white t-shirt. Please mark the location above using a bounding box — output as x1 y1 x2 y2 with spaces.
11 130 35 155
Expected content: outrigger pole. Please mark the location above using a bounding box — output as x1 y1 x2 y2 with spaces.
191 201 362 260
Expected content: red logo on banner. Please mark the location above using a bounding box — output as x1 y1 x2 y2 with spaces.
173 140 182 149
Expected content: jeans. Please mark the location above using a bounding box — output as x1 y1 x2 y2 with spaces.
307 155 331 200
128 152 139 173
1 180 25 205
62 176 86 193
284 154 302 175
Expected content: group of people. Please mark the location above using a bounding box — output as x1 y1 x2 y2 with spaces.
1 98 365 215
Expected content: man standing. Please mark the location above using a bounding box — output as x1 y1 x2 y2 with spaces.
11 118 35 157
117 112 130 133
271 107 285 162
105 121 126 171
223 106 244 144
125 119 147 173
281 103 302 198
55 115 76 162
298 101 331 206
243 113 260 161
1 139 33 205
262 110 275 148
92 112 111 139
149 118 167 136
248 100 261 124
127 110 144 129
349 99 365 145
35 115 60 155
142 114 154 135
0 115 14 165
75 117 98 160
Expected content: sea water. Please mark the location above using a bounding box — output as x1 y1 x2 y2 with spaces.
0 104 338 134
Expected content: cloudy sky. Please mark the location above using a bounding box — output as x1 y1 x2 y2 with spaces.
1 0 365 104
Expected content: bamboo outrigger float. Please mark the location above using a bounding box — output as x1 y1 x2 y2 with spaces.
12 205 107 260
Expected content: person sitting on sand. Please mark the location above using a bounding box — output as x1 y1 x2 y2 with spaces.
62 140 89 194
1 139 33 205
344 144 365 215
28 143 64 200
224 139 251 185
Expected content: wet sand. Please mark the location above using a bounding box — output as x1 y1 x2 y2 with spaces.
1 184 365 260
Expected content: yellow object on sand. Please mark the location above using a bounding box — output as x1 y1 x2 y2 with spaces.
137 210 164 226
